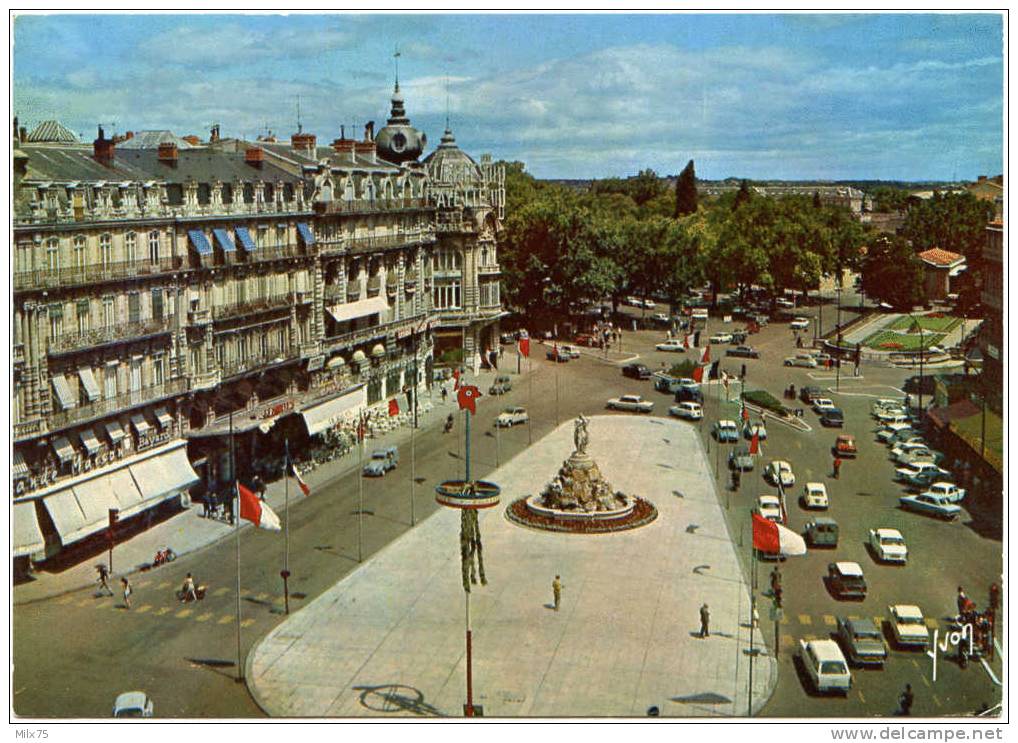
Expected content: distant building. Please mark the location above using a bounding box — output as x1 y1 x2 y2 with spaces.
965 174 1003 220
697 183 867 215
916 248 966 302
979 220 1003 395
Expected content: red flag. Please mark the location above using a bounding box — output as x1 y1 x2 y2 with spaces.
457 384 481 414
749 431 760 456
753 513 806 555
388 398 400 417
701 344 711 364
692 364 704 383
288 463 311 496
238 482 281 530
357 413 366 442
518 338 530 358
742 406 750 423
683 335 690 349
453 368 461 391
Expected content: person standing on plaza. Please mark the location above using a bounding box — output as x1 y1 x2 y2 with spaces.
832 456 842 479
96 564 114 596
899 684 914 716
699 603 710 637
552 575 563 611
957 586 969 616
441 385 448 403
121 577 132 610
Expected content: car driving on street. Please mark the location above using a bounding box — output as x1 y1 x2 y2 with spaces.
819 407 844 428
496 407 529 427
655 339 685 352
801 482 829 510
363 447 399 477
765 460 796 487
709 332 734 344
113 692 154 718
622 363 651 380
713 420 739 442
726 345 760 358
756 494 783 523
790 317 810 331
606 394 654 413
828 561 867 599
799 639 852 694
869 528 908 564
729 444 755 471
784 352 818 368
888 604 931 648
836 617 887 667
669 402 703 421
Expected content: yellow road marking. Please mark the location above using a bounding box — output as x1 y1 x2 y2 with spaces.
240 618 256 628
57 595 75 605
911 659 919 668
155 607 172 616
858 690 866 704
135 605 153 614
195 612 213 622
933 694 942 707
823 615 837 626
254 593 269 601
925 618 939 628
156 581 171 589
921 674 931 688
218 615 234 625
798 614 812 625
213 587 229 597
175 608 193 618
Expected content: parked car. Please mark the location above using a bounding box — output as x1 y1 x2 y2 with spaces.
799 386 824 404
573 333 598 347
812 398 836 413
731 331 749 344
113 691 154 718
765 460 796 488
559 344 581 359
729 445 755 472
743 421 767 440
801 482 829 510
877 422 915 444
756 494 783 523
832 434 857 458
669 402 703 421
869 528 908 564
546 348 570 363
726 345 760 359
920 482 966 503
674 386 705 404
776 298 795 309
799 639 852 694
820 407 844 428
655 339 686 352
790 317 811 331
709 332 734 344
489 375 513 395
888 604 931 648
828 561 867 599
896 447 944 467
363 446 399 477
622 363 651 380
899 492 961 520
496 407 529 428
805 517 839 547
606 394 654 413
875 409 911 424
891 440 933 460
836 617 888 667
642 299 657 309
654 373 698 394
813 352 834 366
652 312 670 324
872 398 905 414
713 420 739 443
895 463 952 488
784 353 818 368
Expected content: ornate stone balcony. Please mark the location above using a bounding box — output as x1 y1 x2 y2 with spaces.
313 197 430 216
47 377 188 431
48 318 173 356
14 255 185 292
212 294 291 322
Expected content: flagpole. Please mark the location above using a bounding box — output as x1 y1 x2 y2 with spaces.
465 408 472 483
231 410 243 682
282 439 290 615
358 417 364 563
410 408 417 527
527 352 533 446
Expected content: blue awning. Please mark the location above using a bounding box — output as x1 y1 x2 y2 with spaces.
188 230 213 256
213 228 236 252
235 227 257 252
297 222 315 246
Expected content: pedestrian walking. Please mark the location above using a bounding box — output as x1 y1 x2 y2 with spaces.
121 577 132 609
552 575 563 611
899 684 914 716
832 456 842 479
96 564 114 596
699 603 710 637
957 586 969 616
770 566 782 596
180 572 198 603
441 385 448 403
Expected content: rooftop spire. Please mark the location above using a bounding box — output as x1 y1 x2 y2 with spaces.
394 46 401 91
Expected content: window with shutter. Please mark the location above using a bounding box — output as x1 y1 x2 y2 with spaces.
128 293 141 324
104 364 117 398
76 299 90 333
151 288 163 321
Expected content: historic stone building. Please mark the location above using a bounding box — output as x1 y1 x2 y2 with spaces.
11 84 504 568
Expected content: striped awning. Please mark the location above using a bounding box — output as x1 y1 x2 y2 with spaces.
327 295 389 323
104 420 126 444
13 501 45 558
12 450 30 480
78 367 101 402
79 429 102 456
235 226 257 252
51 374 77 410
51 436 75 464
297 222 315 246
188 229 213 255
213 228 236 252
154 407 174 429
130 413 152 436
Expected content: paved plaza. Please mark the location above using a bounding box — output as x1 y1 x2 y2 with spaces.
247 415 775 717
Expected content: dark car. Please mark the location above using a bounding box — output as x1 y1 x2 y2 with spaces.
836 617 887 667
547 349 570 363
574 333 598 347
728 445 755 472
674 386 704 404
726 345 760 359
731 331 749 345
820 407 844 428
827 562 867 600
799 386 824 404
622 363 651 380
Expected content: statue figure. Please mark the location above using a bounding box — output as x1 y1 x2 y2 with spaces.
573 415 590 454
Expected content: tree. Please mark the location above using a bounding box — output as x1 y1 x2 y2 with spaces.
812 190 822 210
675 159 698 217
733 179 752 211
859 235 925 310
901 191 995 262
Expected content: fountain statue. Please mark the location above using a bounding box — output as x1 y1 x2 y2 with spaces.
538 416 628 513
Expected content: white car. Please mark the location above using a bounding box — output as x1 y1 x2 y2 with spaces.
790 317 810 330
756 494 784 523
877 422 915 444
496 407 529 427
113 691 154 718
895 446 940 466
765 460 796 488
653 312 670 323
872 398 906 415
799 639 852 694
776 298 795 309
606 395 654 413
784 353 818 368
891 440 930 460
669 402 703 421
920 482 966 503
875 408 910 423
888 604 931 648
655 339 686 352
812 398 836 413
801 482 829 510
709 332 733 344
642 299 657 309
559 344 581 359
894 462 949 482
869 528 908 564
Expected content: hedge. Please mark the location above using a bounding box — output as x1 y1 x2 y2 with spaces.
742 389 790 416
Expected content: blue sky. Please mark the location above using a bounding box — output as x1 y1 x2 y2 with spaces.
12 13 1004 180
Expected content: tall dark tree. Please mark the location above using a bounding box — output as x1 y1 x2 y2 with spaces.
812 190 823 209
859 235 926 310
674 159 698 217
733 179 752 211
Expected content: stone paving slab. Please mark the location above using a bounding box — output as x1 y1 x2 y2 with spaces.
246 415 776 718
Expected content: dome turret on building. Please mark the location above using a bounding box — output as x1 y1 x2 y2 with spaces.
423 126 483 183
375 83 427 165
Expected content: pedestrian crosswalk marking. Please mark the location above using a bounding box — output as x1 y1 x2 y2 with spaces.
155 607 172 616
157 581 171 589
925 618 939 628
136 605 153 614
57 595 74 605
213 587 230 597
858 690 866 704
921 674 931 688
195 612 213 622
176 608 193 618
77 598 92 608
218 615 234 625
823 615 836 626
798 614 812 625
254 593 269 601
240 618 256 628
873 617 884 627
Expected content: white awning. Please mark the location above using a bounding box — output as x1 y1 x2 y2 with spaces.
154 407 174 429
79 429 102 455
13 501 45 558
301 386 367 436
71 476 123 530
128 447 199 507
42 488 98 546
104 421 125 444
52 436 76 464
130 414 151 436
78 367 101 402
12 450 30 480
108 467 146 516
327 295 389 323
51 374 77 410
327 355 346 369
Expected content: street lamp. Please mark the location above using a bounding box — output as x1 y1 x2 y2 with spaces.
908 313 926 413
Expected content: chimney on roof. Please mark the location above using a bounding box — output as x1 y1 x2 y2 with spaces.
12 116 18 142
93 125 115 166
158 141 179 166
245 146 264 167
182 135 201 146
210 124 220 143
292 131 317 158
978 175 987 182
355 139 377 164
19 126 26 143
364 121 375 142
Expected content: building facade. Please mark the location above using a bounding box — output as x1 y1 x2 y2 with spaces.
979 220 1003 397
11 86 504 568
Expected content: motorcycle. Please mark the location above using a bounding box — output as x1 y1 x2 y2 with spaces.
152 547 177 567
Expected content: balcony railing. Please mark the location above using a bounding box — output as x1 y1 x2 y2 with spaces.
13 418 45 441
478 263 501 275
190 370 221 391
212 295 292 322
239 242 308 262
324 312 431 351
313 197 430 216
47 377 188 430
48 318 173 355
13 343 26 365
14 255 186 291
318 230 436 256
221 353 294 380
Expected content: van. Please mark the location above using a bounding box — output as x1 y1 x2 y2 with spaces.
805 517 839 548
799 639 852 694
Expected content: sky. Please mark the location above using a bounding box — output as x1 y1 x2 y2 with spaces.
11 12 1005 181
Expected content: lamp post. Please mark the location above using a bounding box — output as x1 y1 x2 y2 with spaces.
908 313 925 413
